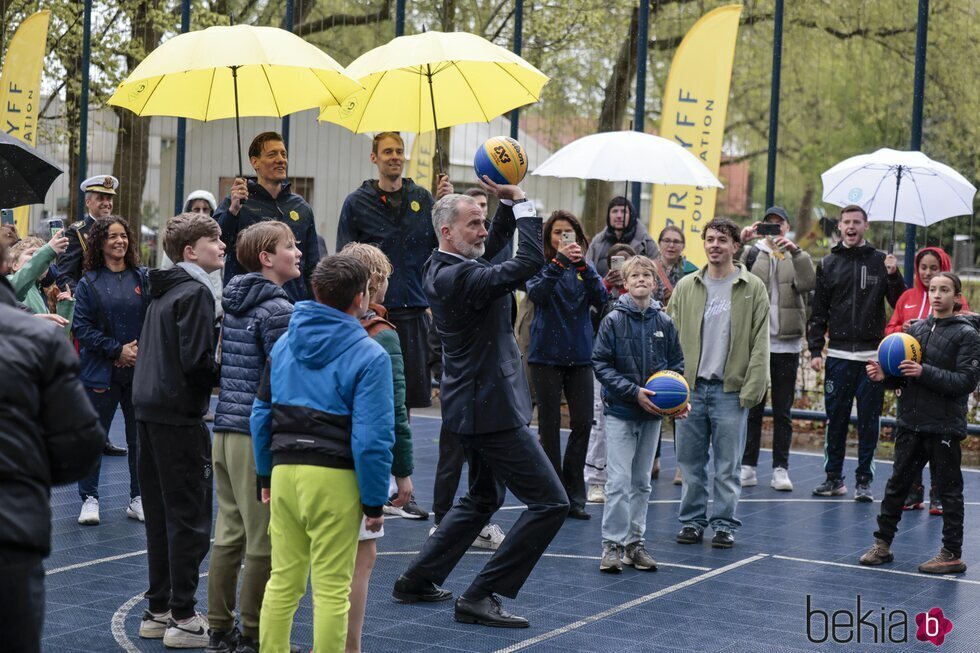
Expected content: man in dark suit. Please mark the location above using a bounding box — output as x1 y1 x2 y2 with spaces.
392 180 569 628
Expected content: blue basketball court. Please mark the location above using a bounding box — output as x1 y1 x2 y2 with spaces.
42 407 980 652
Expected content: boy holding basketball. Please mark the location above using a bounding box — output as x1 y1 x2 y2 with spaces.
860 272 980 574
592 255 685 573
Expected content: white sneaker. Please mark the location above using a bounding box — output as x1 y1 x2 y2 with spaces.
771 467 794 491
163 613 209 648
139 609 171 639
587 484 606 503
78 496 100 525
127 496 145 522
472 523 506 550
740 465 757 487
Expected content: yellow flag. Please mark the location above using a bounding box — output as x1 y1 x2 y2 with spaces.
0 10 51 237
406 131 436 192
650 5 742 267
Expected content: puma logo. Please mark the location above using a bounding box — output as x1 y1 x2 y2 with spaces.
941 440 952 448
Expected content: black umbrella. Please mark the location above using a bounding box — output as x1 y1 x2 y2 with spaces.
0 130 63 208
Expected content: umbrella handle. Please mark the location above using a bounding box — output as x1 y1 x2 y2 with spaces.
426 63 443 177
231 65 244 179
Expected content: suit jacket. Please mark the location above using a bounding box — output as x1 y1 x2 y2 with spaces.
425 200 543 434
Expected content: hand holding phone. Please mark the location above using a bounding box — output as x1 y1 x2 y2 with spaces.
610 255 625 271
48 218 65 239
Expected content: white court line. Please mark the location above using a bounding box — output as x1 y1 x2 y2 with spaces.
47 549 148 575
493 554 768 652
377 550 711 572
771 554 980 586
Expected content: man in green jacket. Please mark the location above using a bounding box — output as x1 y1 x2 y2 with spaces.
668 218 770 549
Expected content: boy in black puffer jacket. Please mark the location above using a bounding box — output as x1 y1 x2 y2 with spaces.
860 272 980 574
207 221 300 653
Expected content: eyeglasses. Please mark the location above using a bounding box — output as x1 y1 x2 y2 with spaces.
659 239 684 246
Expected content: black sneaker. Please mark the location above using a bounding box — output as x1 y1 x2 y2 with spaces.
103 441 127 456
675 525 703 544
854 480 874 503
902 484 925 510
813 475 847 496
711 531 735 549
206 627 240 653
383 493 430 519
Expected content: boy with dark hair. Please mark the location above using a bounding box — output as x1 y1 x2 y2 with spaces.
206 221 301 653
133 212 225 648
251 255 395 652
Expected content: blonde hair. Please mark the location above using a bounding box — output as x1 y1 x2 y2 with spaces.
339 242 393 298
621 254 656 280
8 236 44 268
236 221 294 273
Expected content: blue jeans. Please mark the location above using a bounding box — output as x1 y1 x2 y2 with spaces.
78 372 140 500
823 356 883 482
676 380 748 533
601 415 661 547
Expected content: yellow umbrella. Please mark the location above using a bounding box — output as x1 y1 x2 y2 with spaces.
108 25 361 175
318 30 548 172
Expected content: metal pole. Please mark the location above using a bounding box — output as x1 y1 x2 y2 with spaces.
890 167 903 252
281 0 294 151
425 63 443 175
905 0 928 285
174 0 191 215
764 0 784 209
77 0 93 220
395 0 406 36
509 0 524 140
630 0 650 212
232 66 244 178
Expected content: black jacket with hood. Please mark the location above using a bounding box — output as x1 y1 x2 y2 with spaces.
1 276 104 557
585 197 659 277
884 314 980 439
807 241 906 357
133 266 221 425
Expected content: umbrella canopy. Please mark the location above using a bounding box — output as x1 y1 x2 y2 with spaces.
821 148 976 228
0 130 63 208
531 131 723 188
108 25 361 175
318 30 548 135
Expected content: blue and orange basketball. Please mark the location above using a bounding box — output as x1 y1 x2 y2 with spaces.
877 332 922 376
473 136 528 185
644 370 690 416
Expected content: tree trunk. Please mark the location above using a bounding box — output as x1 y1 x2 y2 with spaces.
796 183 814 242
581 7 638 237
110 0 161 237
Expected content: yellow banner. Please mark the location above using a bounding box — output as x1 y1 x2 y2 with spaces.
0 10 51 236
650 5 742 267
405 131 436 192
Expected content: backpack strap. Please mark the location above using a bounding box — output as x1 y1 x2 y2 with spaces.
745 245 761 273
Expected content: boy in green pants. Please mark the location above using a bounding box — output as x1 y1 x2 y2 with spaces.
251 255 395 652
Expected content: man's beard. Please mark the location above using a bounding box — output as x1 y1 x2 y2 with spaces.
451 234 485 260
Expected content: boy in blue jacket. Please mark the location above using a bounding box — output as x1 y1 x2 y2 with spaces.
251 255 395 652
592 255 685 574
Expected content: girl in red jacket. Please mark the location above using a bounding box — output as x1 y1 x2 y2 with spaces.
885 246 971 513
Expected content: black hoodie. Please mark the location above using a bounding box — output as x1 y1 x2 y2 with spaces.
133 266 221 425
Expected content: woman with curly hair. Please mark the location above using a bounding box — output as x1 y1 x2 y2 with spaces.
73 216 150 526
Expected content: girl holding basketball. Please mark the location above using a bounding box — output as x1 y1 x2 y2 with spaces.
861 272 980 574
592 255 686 574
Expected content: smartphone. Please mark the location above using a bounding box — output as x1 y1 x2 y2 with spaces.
757 222 781 237
0 208 14 225
561 231 576 245
610 255 625 271
48 218 65 238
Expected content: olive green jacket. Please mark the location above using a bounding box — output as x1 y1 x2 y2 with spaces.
667 263 770 408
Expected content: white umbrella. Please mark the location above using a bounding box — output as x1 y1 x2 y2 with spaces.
531 131 723 188
821 148 977 249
